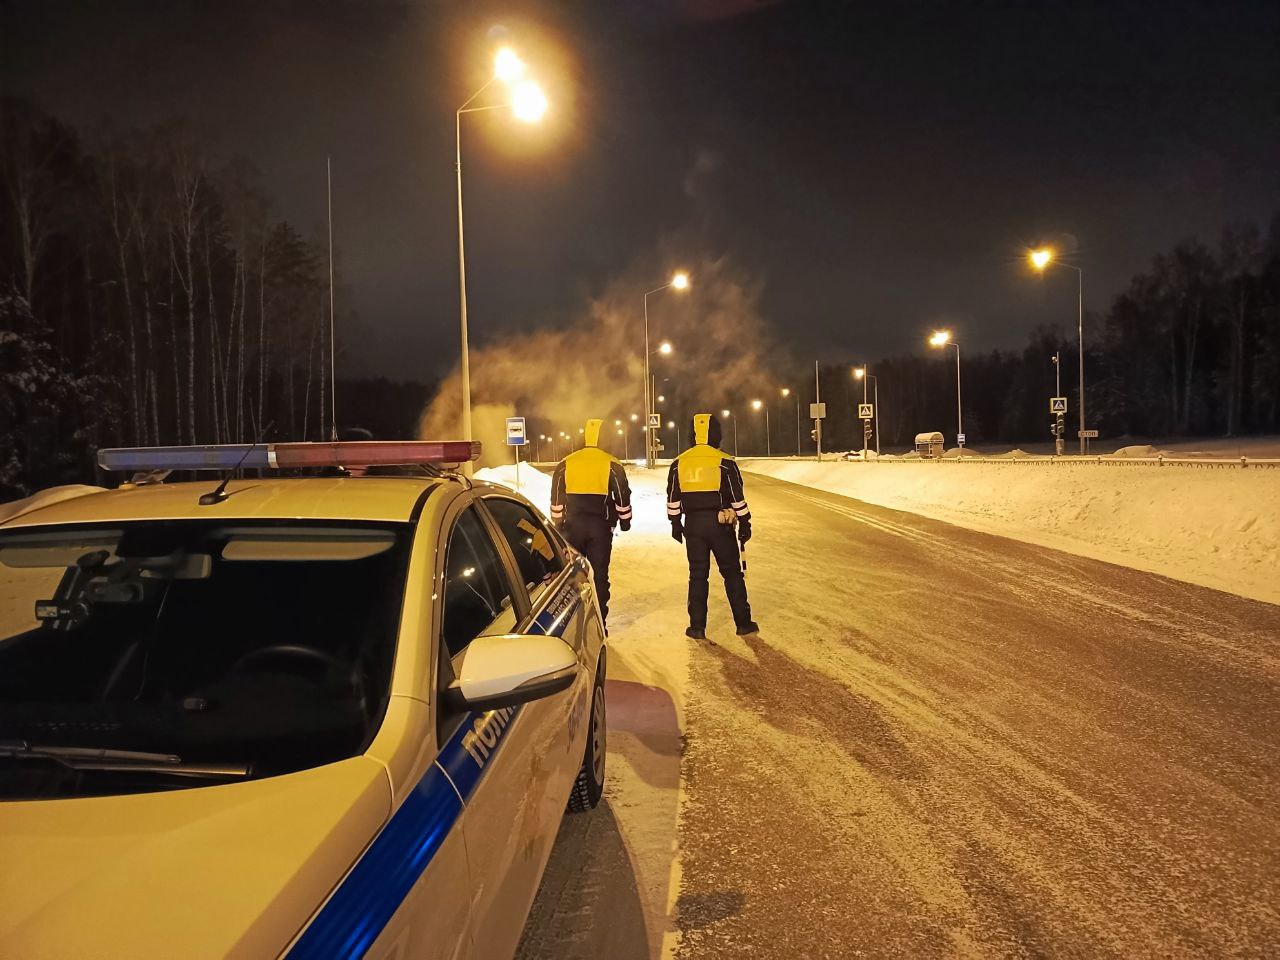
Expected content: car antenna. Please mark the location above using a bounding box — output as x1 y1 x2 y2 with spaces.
199 421 273 506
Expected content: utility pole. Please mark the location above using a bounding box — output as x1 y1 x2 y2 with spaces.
326 157 337 441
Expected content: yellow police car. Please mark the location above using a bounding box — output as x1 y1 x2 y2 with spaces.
0 440 607 959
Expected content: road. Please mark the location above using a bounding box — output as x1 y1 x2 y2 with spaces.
517 470 1280 959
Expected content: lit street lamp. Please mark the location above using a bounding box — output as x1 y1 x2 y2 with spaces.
928 330 963 448
455 46 549 474
618 427 628 460
781 387 800 456
1030 247 1086 453
642 273 690 468
853 366 880 457
667 419 681 451
751 399 771 456
722 409 738 456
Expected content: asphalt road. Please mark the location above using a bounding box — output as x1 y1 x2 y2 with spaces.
520 471 1280 959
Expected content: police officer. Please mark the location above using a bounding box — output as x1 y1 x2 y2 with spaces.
550 418 632 626
666 412 758 640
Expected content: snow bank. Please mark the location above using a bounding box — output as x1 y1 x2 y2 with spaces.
475 463 553 515
741 458 1280 605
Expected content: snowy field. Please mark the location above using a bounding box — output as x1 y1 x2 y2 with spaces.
740 457 1280 606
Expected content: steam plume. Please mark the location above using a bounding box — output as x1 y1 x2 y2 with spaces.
417 256 782 465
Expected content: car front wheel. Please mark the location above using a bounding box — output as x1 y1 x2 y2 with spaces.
567 670 605 813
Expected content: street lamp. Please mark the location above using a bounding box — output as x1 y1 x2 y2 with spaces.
618 427 628 460
643 272 690 468
853 366 880 457
751 399 771 456
667 419 681 451
781 387 800 457
928 330 963 448
721 409 738 456
455 46 549 474
1030 246 1086 453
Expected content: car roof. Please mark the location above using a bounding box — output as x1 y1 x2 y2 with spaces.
0 476 459 529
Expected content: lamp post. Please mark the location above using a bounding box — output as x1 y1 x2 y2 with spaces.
618 428 627 460
781 387 800 457
853 366 880 457
643 274 689 468
1030 247 1086 453
928 330 963 447
721 409 738 456
667 419 681 452
751 399 771 456
455 47 548 474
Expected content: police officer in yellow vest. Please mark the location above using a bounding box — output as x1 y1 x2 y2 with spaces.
550 419 633 626
666 412 758 640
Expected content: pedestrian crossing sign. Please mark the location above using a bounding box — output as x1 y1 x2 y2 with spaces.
1050 397 1068 414
647 413 661 429
858 403 874 420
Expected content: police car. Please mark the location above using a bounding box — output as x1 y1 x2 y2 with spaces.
0 440 608 959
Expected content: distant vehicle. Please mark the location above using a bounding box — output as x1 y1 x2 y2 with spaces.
0 441 608 960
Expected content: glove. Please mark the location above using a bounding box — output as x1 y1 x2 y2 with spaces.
670 520 684 543
738 520 752 544
619 519 631 532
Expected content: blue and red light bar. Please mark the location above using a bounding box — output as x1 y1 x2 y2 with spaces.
97 440 482 473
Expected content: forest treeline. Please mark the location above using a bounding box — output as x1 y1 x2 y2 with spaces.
802 217 1280 454
4 98 1280 495
0 99 348 498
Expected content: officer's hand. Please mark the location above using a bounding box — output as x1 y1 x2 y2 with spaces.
670 520 684 543
619 519 631 532
738 520 752 544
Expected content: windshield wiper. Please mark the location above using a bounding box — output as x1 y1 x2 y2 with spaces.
0 741 250 779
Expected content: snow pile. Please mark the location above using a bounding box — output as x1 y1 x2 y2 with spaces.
740 458 1280 605
475 463 553 515
1109 444 1172 459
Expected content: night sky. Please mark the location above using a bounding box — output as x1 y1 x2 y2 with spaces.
4 0 1278 380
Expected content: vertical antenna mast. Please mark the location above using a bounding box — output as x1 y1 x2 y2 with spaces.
327 156 338 441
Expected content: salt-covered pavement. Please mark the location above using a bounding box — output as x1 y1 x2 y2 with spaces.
507 466 1280 959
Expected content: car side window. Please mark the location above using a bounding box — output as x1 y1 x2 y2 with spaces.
484 498 565 596
441 507 515 659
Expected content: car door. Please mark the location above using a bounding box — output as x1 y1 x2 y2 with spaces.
432 499 585 959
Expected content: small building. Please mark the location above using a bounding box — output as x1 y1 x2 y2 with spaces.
914 431 945 459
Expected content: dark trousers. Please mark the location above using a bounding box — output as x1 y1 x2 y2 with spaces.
684 510 752 631
562 514 614 624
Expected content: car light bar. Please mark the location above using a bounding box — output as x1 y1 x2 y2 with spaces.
97 440 482 473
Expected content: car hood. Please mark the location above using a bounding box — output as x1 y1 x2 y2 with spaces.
0 756 390 960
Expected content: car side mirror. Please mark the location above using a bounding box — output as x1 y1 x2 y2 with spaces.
449 634 580 712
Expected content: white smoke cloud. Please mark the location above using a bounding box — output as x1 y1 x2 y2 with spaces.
418 254 784 465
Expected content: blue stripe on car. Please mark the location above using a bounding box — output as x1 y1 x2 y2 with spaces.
286 587 580 959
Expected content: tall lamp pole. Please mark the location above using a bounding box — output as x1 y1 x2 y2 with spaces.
751 399 770 456
929 331 963 447
642 273 689 468
721 409 738 457
1030 248 1086 453
781 387 799 456
455 48 548 473
854 366 880 457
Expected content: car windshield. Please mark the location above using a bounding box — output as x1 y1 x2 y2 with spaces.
0 519 411 800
